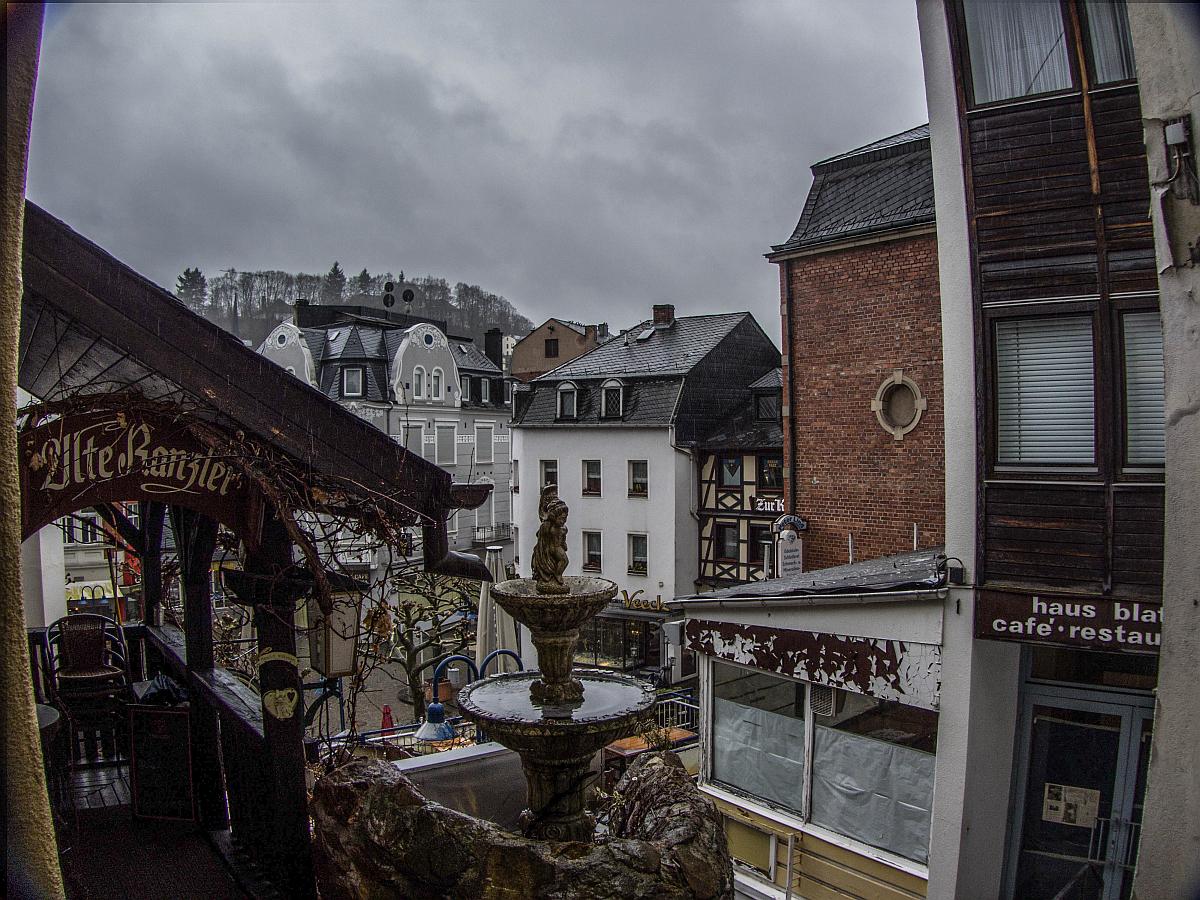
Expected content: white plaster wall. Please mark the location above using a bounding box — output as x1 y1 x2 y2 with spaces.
1126 6 1200 897
259 322 317 384
393 325 462 408
918 2 1021 896
21 526 65 628
680 598 944 645
512 425 680 664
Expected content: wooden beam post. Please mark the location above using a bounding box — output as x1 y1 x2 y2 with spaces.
139 501 165 626
240 511 315 900
171 505 227 829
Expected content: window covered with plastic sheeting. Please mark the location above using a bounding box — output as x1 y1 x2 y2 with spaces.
711 663 805 815
810 686 938 864
706 662 939 867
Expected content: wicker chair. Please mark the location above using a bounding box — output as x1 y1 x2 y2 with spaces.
45 614 133 764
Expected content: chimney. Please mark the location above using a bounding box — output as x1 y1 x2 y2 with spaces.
584 324 597 343
484 328 503 367
652 304 675 327
598 322 610 340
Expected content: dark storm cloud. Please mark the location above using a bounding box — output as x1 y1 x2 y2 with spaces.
27 1 927 340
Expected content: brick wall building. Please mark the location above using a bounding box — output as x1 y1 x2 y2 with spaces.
769 126 944 572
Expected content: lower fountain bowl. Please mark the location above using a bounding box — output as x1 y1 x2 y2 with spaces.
456 669 656 760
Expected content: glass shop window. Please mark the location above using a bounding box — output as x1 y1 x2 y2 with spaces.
711 662 806 816
962 0 1073 105
707 662 939 866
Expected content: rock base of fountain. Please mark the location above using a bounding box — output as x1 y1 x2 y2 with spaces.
312 753 733 899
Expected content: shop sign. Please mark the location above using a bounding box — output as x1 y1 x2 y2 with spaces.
20 408 262 541
620 589 667 613
975 590 1161 654
776 539 803 578
750 495 785 514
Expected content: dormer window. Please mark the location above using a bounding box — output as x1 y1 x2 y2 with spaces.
601 379 623 418
755 392 780 421
342 367 364 398
557 382 578 419
432 367 444 400
460 375 471 401
413 366 426 399
481 379 491 403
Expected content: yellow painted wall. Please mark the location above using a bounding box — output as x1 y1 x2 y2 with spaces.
713 795 927 900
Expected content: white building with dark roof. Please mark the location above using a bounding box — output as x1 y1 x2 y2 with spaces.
259 297 514 559
510 304 778 684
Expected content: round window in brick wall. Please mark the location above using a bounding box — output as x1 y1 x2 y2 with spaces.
871 370 927 440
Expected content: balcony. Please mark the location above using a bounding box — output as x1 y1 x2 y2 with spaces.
472 522 512 545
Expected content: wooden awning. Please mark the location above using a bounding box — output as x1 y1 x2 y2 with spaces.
19 201 489 575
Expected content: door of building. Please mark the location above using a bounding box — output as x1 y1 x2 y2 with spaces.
1006 686 1153 900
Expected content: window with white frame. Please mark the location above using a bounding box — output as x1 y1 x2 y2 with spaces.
709 660 939 865
1122 311 1165 466
432 367 444 400
460 375 471 401
61 512 103 545
628 460 648 497
342 367 364 398
582 531 602 571
412 366 426 399
481 379 491 403
627 533 647 574
475 423 494 465
995 316 1095 465
540 459 558 488
582 460 601 496
557 382 577 419
436 424 456 465
601 379 623 418
504 380 513 404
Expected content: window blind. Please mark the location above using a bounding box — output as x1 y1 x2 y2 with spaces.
436 425 455 465
996 317 1095 464
1123 311 1165 465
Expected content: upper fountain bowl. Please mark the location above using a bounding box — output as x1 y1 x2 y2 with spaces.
490 575 618 634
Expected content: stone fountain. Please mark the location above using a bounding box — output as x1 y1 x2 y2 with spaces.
456 484 656 842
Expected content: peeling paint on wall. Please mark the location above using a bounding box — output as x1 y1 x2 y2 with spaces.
685 617 941 710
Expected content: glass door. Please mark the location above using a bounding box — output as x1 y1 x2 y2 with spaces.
1006 689 1153 900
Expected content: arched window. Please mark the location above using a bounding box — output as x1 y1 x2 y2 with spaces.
601 379 623 418
557 382 578 419
432 367 444 400
413 366 426 399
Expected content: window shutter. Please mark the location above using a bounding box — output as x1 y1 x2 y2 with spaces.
996 317 1095 464
1123 311 1165 465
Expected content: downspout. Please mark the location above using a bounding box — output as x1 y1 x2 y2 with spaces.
782 258 797 517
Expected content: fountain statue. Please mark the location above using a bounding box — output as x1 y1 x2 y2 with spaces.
456 484 656 841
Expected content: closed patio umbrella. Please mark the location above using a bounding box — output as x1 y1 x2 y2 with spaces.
474 545 520 674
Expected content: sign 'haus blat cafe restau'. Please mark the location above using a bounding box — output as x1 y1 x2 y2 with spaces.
976 589 1162 653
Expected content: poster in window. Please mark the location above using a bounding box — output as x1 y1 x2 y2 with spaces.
1042 782 1100 829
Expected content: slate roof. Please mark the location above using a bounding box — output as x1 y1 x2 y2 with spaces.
675 547 946 602
749 367 782 390
770 124 934 256
451 339 501 375
512 377 682 427
698 401 782 450
537 312 748 380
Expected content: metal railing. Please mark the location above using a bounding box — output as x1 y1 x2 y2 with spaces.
655 696 700 733
472 522 512 544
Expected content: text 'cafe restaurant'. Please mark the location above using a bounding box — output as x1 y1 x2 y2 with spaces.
973 587 1161 899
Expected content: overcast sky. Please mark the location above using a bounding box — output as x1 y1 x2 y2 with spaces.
27 1 927 344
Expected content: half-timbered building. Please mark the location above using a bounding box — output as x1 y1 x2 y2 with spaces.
696 368 784 588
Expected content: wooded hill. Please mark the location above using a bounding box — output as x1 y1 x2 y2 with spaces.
175 263 534 349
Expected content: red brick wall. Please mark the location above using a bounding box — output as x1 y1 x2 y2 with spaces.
781 232 944 573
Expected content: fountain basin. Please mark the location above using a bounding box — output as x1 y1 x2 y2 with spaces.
457 669 655 842
490 575 618 633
